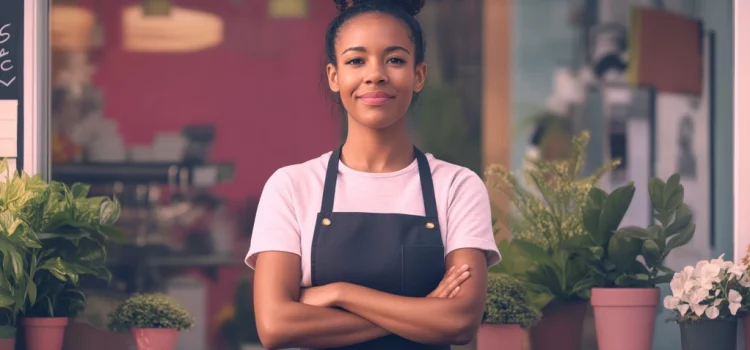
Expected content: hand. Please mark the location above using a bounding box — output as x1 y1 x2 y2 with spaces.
299 283 342 308
427 264 471 298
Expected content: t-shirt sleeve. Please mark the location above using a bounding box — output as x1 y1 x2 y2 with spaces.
245 168 301 270
445 169 502 267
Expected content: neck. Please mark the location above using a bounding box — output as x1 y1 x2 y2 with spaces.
341 116 414 173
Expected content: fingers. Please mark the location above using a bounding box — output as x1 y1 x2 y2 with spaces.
442 268 471 298
427 266 456 297
448 286 461 298
429 264 471 298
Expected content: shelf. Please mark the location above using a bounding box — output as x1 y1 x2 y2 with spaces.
51 162 234 185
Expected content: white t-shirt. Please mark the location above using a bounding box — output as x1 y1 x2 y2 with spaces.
246 151 502 287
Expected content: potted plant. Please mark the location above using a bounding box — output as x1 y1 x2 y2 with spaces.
485 131 619 350
478 273 541 350
19 181 123 350
568 174 695 350
0 160 48 350
663 255 750 350
108 293 193 350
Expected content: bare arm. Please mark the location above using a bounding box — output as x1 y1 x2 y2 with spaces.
333 248 488 345
254 251 390 349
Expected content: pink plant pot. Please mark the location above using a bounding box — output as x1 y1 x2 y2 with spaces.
477 324 524 350
131 328 179 350
0 338 15 350
591 287 660 350
22 317 69 350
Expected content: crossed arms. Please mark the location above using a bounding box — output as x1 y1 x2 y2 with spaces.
253 248 488 349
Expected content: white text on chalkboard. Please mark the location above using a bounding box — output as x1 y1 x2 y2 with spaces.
0 23 15 88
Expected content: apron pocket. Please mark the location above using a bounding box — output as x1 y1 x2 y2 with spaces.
401 245 446 297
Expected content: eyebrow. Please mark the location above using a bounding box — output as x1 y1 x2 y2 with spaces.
341 46 411 55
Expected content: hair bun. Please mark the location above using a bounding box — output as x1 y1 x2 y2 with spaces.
332 0 425 17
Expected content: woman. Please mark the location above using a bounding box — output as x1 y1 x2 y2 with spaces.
246 0 501 348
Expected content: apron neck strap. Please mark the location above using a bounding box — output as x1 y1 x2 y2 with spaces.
320 145 439 220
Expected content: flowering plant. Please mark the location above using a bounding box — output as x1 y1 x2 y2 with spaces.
663 255 750 322
487 131 619 309
486 131 619 249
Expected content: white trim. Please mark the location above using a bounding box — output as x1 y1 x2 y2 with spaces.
22 0 48 178
734 0 749 261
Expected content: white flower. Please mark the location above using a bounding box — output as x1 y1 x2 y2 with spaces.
670 270 689 299
677 303 690 316
663 295 681 310
740 273 750 288
705 305 720 319
666 256 750 321
728 289 743 315
693 260 722 289
686 287 710 316
691 303 708 317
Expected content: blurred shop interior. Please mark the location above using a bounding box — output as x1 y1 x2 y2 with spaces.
45 0 734 349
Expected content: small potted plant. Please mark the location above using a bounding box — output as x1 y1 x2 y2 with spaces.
108 293 193 350
663 255 749 350
0 159 46 350
479 273 541 350
568 174 695 350
19 181 122 350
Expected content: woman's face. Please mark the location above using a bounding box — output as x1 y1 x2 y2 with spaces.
327 12 426 130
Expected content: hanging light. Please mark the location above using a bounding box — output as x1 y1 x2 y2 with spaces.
50 4 95 50
122 0 224 53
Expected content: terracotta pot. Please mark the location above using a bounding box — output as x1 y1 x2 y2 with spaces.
591 287 659 350
530 300 588 350
22 317 69 350
744 315 750 350
0 338 14 350
131 328 179 350
0 325 15 350
477 324 524 350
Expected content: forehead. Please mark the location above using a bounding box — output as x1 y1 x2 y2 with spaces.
336 12 413 51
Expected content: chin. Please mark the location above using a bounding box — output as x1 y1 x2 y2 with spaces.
351 111 403 130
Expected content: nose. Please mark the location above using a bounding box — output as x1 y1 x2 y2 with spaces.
364 62 388 85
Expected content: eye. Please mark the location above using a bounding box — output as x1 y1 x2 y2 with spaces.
345 58 365 65
387 57 406 65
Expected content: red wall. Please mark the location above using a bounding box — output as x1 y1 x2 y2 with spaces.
87 0 340 200
76 0 339 346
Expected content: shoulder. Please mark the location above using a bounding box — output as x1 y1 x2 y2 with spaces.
262 152 331 193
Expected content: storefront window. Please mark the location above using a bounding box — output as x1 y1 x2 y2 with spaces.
4 0 744 349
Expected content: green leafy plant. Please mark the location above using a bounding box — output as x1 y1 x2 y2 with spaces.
22 181 123 318
565 174 694 288
0 159 47 334
485 131 619 309
482 273 542 328
108 294 194 331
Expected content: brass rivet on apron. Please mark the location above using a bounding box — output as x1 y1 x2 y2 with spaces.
322 218 331 226
425 222 435 229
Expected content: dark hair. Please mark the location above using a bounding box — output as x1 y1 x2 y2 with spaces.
326 0 426 66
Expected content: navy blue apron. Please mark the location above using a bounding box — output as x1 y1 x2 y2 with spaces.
310 146 449 350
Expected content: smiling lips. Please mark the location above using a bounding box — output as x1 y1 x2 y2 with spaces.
358 91 394 106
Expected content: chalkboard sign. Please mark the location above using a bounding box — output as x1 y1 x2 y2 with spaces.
0 0 24 171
